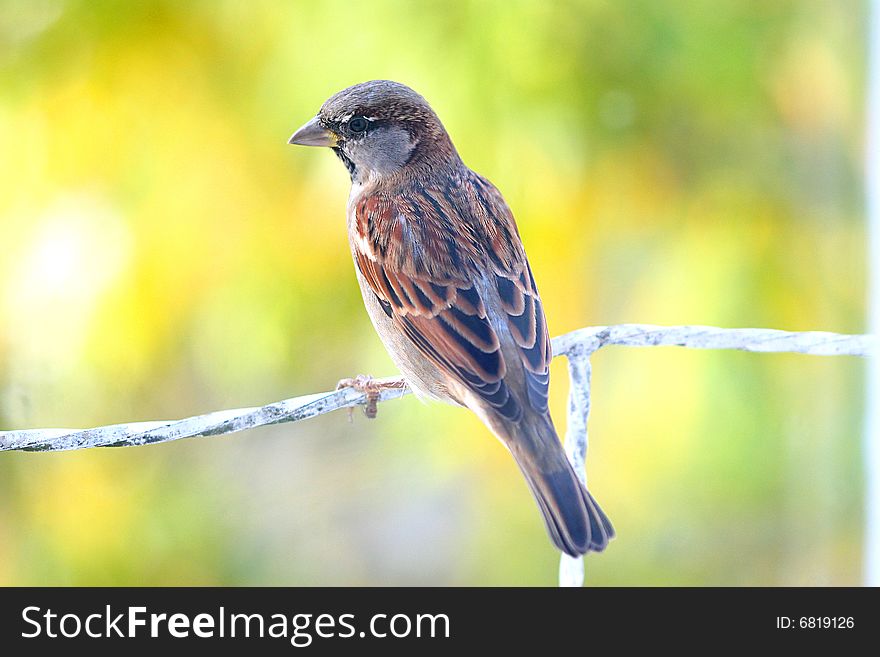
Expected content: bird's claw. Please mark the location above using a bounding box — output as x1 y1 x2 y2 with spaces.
336 375 406 419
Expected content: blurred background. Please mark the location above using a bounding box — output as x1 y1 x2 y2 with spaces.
0 0 869 585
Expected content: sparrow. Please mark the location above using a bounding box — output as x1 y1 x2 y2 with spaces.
289 80 613 556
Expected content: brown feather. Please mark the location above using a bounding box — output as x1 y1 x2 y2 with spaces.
296 79 613 555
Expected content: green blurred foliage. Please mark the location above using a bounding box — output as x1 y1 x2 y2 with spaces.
0 0 867 585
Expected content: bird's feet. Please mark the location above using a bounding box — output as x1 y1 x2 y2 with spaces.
335 375 407 419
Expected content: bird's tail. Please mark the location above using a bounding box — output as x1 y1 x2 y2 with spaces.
504 415 614 556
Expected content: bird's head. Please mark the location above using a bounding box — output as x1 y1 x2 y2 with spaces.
289 80 459 183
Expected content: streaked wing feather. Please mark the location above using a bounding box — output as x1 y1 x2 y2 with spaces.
353 174 551 419
494 262 551 414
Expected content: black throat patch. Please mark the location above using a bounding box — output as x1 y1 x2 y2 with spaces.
332 147 356 180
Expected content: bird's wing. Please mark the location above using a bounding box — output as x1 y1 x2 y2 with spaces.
352 174 551 420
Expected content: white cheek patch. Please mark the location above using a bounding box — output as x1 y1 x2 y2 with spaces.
354 125 415 175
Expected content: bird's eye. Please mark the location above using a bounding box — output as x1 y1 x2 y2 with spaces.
348 117 368 133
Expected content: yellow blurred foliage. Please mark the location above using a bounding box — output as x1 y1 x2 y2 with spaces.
0 0 868 585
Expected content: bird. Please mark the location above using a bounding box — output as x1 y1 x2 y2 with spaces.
288 80 613 556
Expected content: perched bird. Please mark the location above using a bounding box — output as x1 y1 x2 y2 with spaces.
289 80 613 556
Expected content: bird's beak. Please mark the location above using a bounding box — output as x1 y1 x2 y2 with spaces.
288 116 338 147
